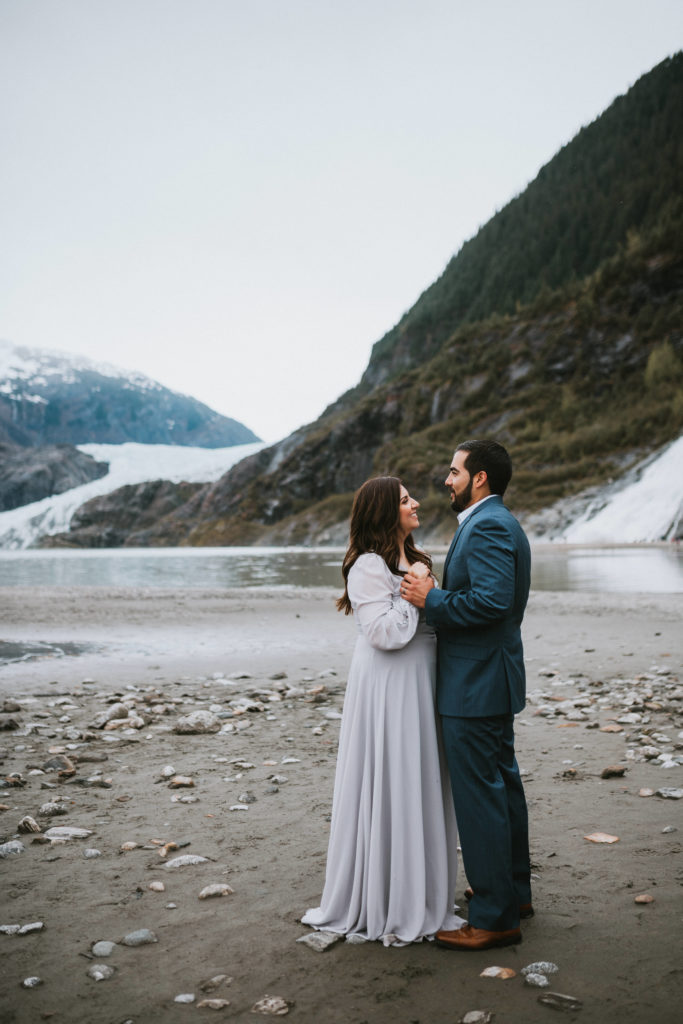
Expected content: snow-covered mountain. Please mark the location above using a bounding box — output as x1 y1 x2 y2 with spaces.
0 339 259 448
0 441 264 549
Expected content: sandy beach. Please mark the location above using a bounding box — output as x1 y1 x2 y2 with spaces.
1 585 682 1024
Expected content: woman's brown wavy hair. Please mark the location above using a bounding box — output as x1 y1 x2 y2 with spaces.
336 476 432 614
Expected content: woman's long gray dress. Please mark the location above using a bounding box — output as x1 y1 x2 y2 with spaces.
302 553 464 945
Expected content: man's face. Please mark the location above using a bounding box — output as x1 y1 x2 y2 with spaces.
445 450 474 513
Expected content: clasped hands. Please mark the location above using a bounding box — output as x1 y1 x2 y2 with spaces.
400 562 435 609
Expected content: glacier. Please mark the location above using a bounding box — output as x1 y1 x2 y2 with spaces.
525 435 683 544
0 441 264 550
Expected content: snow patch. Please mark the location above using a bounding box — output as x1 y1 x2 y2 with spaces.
559 436 683 543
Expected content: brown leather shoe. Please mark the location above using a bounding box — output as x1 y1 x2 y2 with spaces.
464 887 534 919
436 924 522 950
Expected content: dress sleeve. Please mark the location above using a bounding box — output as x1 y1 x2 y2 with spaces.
347 553 420 651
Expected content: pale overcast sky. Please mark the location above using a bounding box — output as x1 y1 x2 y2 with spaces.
1 1 680 441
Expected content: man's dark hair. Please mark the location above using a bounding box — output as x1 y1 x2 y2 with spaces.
456 439 512 496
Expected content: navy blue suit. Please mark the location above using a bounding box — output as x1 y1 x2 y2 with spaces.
425 495 531 931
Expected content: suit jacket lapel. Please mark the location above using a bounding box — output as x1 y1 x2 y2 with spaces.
441 496 503 581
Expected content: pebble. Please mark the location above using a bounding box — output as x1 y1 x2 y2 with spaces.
174 710 221 734
174 993 196 1003
17 815 41 833
149 881 166 892
638 788 654 797
169 775 195 788
538 992 583 1012
524 973 550 987
238 791 256 804
92 940 117 956
230 803 250 811
197 998 231 1009
479 966 516 979
17 921 44 935
87 963 116 981
84 848 102 858
198 884 234 899
634 893 654 904
164 854 209 869
121 928 157 947
252 994 291 1015
584 832 619 843
656 788 683 799
601 765 627 778
159 765 176 778
39 802 68 817
460 1014 493 1024
662 825 677 833
200 974 233 992
21 976 43 988
296 931 343 952
43 826 92 840
0 840 25 858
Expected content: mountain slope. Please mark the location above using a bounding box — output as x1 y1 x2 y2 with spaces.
358 52 683 390
0 340 260 448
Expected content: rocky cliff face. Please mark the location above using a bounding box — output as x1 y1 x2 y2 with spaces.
0 443 109 511
37 479 204 548
0 340 259 448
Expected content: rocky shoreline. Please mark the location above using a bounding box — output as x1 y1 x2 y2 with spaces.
0 587 682 1023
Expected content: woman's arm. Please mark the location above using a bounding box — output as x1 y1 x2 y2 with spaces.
348 553 420 651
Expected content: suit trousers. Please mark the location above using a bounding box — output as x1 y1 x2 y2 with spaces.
441 713 531 931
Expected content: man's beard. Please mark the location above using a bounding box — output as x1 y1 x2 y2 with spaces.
450 478 473 513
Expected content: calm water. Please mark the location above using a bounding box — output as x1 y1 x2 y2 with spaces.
0 545 681 593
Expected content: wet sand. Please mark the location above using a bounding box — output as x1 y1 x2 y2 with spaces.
1 586 682 1024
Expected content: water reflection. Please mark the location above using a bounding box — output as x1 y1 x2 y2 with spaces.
0 545 681 593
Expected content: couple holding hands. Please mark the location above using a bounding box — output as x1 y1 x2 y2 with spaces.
302 439 533 951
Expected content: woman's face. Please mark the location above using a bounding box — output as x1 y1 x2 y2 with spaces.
398 485 420 539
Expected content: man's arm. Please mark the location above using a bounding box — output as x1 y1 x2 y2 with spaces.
411 519 516 627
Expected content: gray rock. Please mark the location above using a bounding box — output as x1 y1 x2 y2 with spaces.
522 962 559 976
121 928 157 947
173 710 221 734
296 930 343 952
87 963 116 981
525 973 550 988
657 787 683 800
92 940 116 957
174 993 196 1003
0 840 25 858
91 703 129 729
39 802 68 817
538 992 583 1012
17 922 44 935
21 977 43 988
0 441 108 511
43 826 92 840
84 848 102 858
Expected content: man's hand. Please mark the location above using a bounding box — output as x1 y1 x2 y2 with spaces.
400 565 435 609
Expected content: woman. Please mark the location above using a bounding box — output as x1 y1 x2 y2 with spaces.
302 476 464 945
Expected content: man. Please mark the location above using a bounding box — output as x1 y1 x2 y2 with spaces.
401 439 532 951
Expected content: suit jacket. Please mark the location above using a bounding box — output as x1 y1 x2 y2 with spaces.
425 495 531 717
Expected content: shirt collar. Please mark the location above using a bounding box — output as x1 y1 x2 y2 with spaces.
457 493 497 526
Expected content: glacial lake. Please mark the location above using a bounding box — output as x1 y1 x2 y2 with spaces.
0 544 681 593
